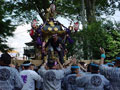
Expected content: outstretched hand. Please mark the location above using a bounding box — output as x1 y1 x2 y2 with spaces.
100 47 105 54
72 58 77 64
56 59 63 69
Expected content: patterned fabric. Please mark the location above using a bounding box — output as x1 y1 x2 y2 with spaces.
99 65 120 90
0 66 23 90
20 70 41 90
63 74 84 90
38 66 71 90
76 73 110 90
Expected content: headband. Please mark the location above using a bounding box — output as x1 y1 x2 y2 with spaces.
90 63 99 67
116 57 120 60
112 61 115 64
71 66 79 69
22 62 32 66
106 63 114 66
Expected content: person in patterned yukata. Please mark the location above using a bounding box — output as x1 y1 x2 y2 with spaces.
98 47 120 90
20 61 42 90
0 53 23 90
76 63 110 90
99 47 120 90
38 59 73 90
62 64 84 90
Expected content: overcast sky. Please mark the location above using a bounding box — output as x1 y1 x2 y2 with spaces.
7 11 120 57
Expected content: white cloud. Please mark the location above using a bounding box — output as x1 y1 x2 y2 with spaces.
102 10 120 22
7 24 32 57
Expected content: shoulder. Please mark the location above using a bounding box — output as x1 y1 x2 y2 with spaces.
45 70 64 76
28 70 38 75
45 70 56 74
67 74 76 77
44 70 56 80
20 70 32 74
0 67 19 77
55 69 65 75
66 74 76 80
4 67 19 73
98 74 108 79
11 67 19 73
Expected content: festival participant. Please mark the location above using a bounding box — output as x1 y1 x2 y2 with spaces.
30 64 35 70
36 64 44 90
106 63 114 67
100 47 106 64
0 53 23 90
38 59 73 90
76 63 110 90
99 52 120 90
44 34 67 64
62 64 84 90
20 61 42 90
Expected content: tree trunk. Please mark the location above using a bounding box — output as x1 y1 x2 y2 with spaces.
84 0 96 24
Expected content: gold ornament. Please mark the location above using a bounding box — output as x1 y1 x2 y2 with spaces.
48 27 52 31
54 27 58 31
49 21 54 27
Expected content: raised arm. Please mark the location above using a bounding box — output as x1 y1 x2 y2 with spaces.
100 47 106 65
56 58 63 69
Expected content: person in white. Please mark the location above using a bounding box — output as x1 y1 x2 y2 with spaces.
0 53 23 90
38 59 75 90
20 61 42 90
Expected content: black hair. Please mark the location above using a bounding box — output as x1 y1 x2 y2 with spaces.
23 61 31 69
71 64 79 74
0 53 11 65
79 62 85 66
90 65 99 73
114 60 120 67
31 64 35 66
47 60 55 69
87 64 91 72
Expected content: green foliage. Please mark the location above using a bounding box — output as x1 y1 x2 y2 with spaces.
1 0 119 24
56 0 120 23
0 0 15 51
67 21 120 60
2 0 50 23
0 0 119 59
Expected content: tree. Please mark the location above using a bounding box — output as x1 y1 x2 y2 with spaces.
0 0 15 51
3 0 51 23
67 20 120 60
2 0 120 25
2 0 120 59
56 0 120 24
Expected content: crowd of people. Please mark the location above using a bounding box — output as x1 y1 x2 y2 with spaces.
0 48 120 90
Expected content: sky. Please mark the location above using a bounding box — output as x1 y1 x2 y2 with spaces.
7 11 120 57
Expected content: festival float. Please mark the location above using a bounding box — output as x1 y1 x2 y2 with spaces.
24 3 79 62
